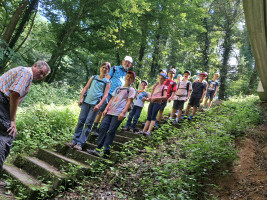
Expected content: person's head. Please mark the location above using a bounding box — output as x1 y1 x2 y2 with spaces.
176 74 182 82
183 70 191 80
158 73 168 84
100 62 111 76
122 56 133 70
168 68 176 80
213 73 220 80
125 71 136 85
199 72 207 82
159 69 167 75
141 80 148 90
31 60 51 80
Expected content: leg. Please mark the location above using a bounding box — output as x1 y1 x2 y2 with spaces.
177 109 183 119
204 97 209 107
126 106 137 128
143 103 153 132
72 103 90 144
192 106 197 116
97 115 112 149
76 106 99 146
184 104 191 116
131 107 142 130
142 121 151 132
170 108 176 119
148 103 161 133
156 110 163 122
103 116 123 151
0 134 14 171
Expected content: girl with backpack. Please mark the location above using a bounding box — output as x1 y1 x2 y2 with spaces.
66 62 111 151
139 73 168 136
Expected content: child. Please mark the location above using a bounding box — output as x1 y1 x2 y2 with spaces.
155 68 176 128
88 71 136 157
123 80 150 132
203 73 220 110
169 70 192 124
139 73 168 136
66 62 111 150
184 72 207 119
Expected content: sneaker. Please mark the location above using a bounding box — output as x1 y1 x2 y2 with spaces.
188 116 193 120
154 122 159 129
122 127 129 131
65 142 75 148
180 116 187 119
73 144 82 151
145 131 151 136
0 180 6 188
172 120 178 125
138 131 144 135
91 128 99 137
87 149 100 157
103 150 110 159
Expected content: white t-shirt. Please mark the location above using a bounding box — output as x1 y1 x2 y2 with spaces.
108 87 136 117
133 91 150 107
174 80 192 101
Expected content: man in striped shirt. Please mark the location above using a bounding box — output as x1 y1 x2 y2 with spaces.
0 60 50 187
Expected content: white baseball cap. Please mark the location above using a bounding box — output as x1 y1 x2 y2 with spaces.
124 56 133 63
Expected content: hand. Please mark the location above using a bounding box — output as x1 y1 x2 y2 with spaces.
8 121 17 138
213 95 216 99
185 98 188 102
200 98 203 103
102 109 108 117
167 98 171 102
118 113 125 121
142 97 146 102
148 97 151 102
78 99 83 106
94 104 100 111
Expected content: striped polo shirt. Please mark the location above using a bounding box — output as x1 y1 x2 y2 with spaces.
0 66 33 99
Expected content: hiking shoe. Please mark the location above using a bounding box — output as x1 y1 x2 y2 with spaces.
154 122 159 129
122 127 129 131
65 142 75 148
87 149 100 157
73 144 82 151
188 116 193 120
0 180 6 188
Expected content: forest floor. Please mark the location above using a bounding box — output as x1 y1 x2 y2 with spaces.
210 102 267 200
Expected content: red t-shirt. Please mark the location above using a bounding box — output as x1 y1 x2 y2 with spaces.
164 79 176 99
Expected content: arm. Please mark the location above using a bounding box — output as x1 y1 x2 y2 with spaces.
214 85 219 98
200 88 206 102
78 77 93 106
8 91 20 137
118 98 133 121
186 90 192 102
94 82 111 111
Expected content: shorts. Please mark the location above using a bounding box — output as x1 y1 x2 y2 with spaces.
99 93 113 112
189 96 201 107
147 102 161 121
206 90 215 101
159 100 167 111
173 100 185 110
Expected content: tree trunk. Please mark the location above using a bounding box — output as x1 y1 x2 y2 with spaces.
219 27 232 100
151 34 160 77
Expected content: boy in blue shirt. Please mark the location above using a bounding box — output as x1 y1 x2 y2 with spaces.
123 80 150 132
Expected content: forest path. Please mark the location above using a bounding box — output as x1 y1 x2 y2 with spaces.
211 102 267 199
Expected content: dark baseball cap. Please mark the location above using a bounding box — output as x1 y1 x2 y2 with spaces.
184 70 191 76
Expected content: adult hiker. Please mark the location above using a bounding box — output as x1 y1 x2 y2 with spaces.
0 60 50 187
91 56 133 135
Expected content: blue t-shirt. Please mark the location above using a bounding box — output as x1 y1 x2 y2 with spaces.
84 75 109 105
108 65 128 95
208 80 219 91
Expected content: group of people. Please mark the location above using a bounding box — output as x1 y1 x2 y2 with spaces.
0 56 220 186
65 55 220 158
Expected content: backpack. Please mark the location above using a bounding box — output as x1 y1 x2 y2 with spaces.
114 86 134 112
83 75 108 103
176 81 190 97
